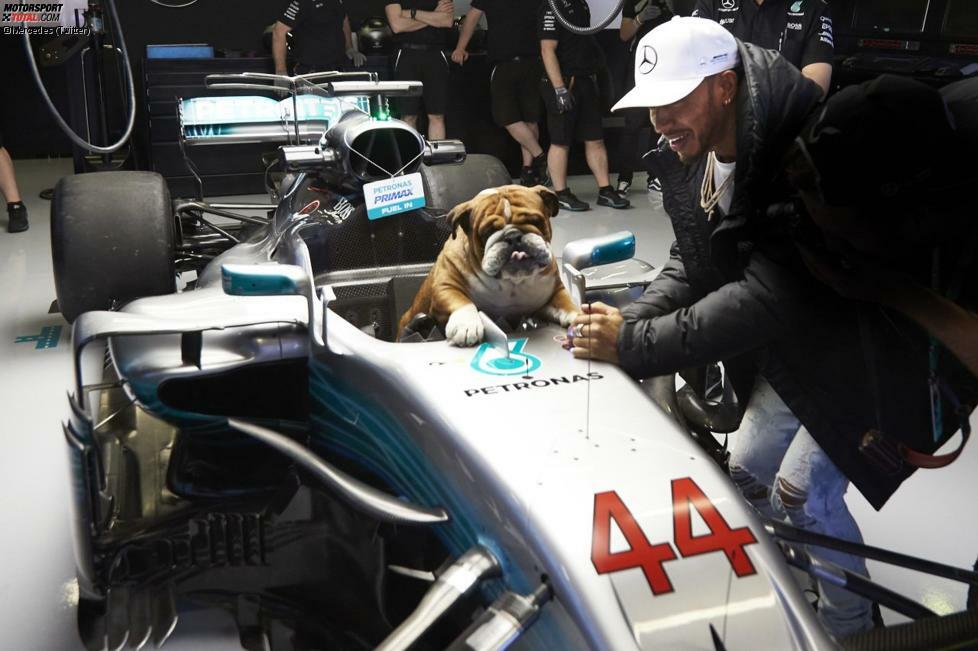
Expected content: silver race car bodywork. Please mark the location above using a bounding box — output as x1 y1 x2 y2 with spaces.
65 164 833 649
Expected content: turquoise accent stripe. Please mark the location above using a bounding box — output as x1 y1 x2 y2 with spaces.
592 233 636 266
15 325 62 349
471 338 541 376
221 268 299 296
366 197 426 220
307 358 576 648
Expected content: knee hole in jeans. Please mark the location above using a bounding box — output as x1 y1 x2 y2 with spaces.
777 477 807 510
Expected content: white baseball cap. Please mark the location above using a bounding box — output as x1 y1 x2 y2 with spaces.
613 16 740 111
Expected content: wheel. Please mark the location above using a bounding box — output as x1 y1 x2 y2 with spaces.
51 171 176 322
420 153 512 213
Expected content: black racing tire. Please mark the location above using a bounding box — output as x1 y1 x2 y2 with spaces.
51 171 176 323
420 153 512 213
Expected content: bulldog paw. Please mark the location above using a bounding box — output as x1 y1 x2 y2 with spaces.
446 304 484 346
541 306 579 328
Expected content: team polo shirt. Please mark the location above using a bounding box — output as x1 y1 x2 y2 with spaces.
387 0 451 48
279 0 348 68
692 0 834 70
538 0 602 77
471 0 543 62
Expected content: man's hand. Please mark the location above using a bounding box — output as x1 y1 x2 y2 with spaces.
436 0 454 15
570 302 623 364
554 86 574 114
637 2 663 24
346 47 366 67
451 48 469 64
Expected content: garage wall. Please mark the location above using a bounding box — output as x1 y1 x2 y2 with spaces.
0 35 73 158
0 0 699 161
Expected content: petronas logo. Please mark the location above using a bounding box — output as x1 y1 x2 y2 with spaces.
790 1 803 11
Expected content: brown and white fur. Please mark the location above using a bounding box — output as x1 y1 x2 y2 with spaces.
398 185 579 345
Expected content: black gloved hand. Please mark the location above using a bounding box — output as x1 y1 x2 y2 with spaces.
637 1 663 24
554 86 574 114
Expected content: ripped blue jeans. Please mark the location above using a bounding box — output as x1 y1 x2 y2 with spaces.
728 377 873 638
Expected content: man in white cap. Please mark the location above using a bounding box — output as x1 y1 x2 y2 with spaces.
568 16 874 637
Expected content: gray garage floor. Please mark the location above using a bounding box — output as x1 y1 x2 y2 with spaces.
0 158 975 649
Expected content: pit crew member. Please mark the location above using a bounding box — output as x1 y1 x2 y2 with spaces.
273 0 366 76
453 0 550 186
615 0 673 195
0 132 28 233
539 0 629 211
386 0 455 139
693 0 834 96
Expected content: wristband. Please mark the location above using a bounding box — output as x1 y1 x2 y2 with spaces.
411 7 417 19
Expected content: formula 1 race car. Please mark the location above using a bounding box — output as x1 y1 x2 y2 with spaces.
53 75 978 651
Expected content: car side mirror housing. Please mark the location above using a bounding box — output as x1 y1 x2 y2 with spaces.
561 231 636 272
221 263 310 297
561 232 636 305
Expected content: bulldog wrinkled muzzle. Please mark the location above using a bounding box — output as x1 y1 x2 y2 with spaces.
482 225 550 277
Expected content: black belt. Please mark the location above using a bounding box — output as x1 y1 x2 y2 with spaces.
295 61 343 73
399 43 441 51
495 55 541 63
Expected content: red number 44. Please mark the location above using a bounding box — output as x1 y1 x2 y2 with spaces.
591 477 758 595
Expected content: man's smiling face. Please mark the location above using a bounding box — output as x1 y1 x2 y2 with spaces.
650 74 731 163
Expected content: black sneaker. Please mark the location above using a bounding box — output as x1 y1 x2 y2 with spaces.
556 189 588 212
7 202 28 233
597 186 630 209
519 167 536 187
531 153 550 187
647 176 662 193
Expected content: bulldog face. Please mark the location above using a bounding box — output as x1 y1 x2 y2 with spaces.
448 185 560 280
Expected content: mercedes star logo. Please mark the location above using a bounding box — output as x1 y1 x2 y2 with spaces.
720 0 736 8
638 45 658 75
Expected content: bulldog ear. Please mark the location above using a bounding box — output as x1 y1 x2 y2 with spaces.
535 185 559 218
448 200 472 239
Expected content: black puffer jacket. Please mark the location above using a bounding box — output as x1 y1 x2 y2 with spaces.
617 42 978 509
618 41 822 400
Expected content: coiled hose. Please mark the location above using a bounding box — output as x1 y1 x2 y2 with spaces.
547 0 627 35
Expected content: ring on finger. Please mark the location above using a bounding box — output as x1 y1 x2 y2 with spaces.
573 323 585 338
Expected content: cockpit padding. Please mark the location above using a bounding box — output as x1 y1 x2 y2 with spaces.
302 203 452 274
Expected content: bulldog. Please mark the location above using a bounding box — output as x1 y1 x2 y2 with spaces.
398 184 579 346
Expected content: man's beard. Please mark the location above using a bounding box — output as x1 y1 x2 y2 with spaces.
677 148 706 165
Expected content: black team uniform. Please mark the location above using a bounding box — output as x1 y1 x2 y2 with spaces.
538 0 603 147
471 0 547 184
388 0 451 120
279 0 350 74
617 0 672 194
539 0 629 210
692 0 833 71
